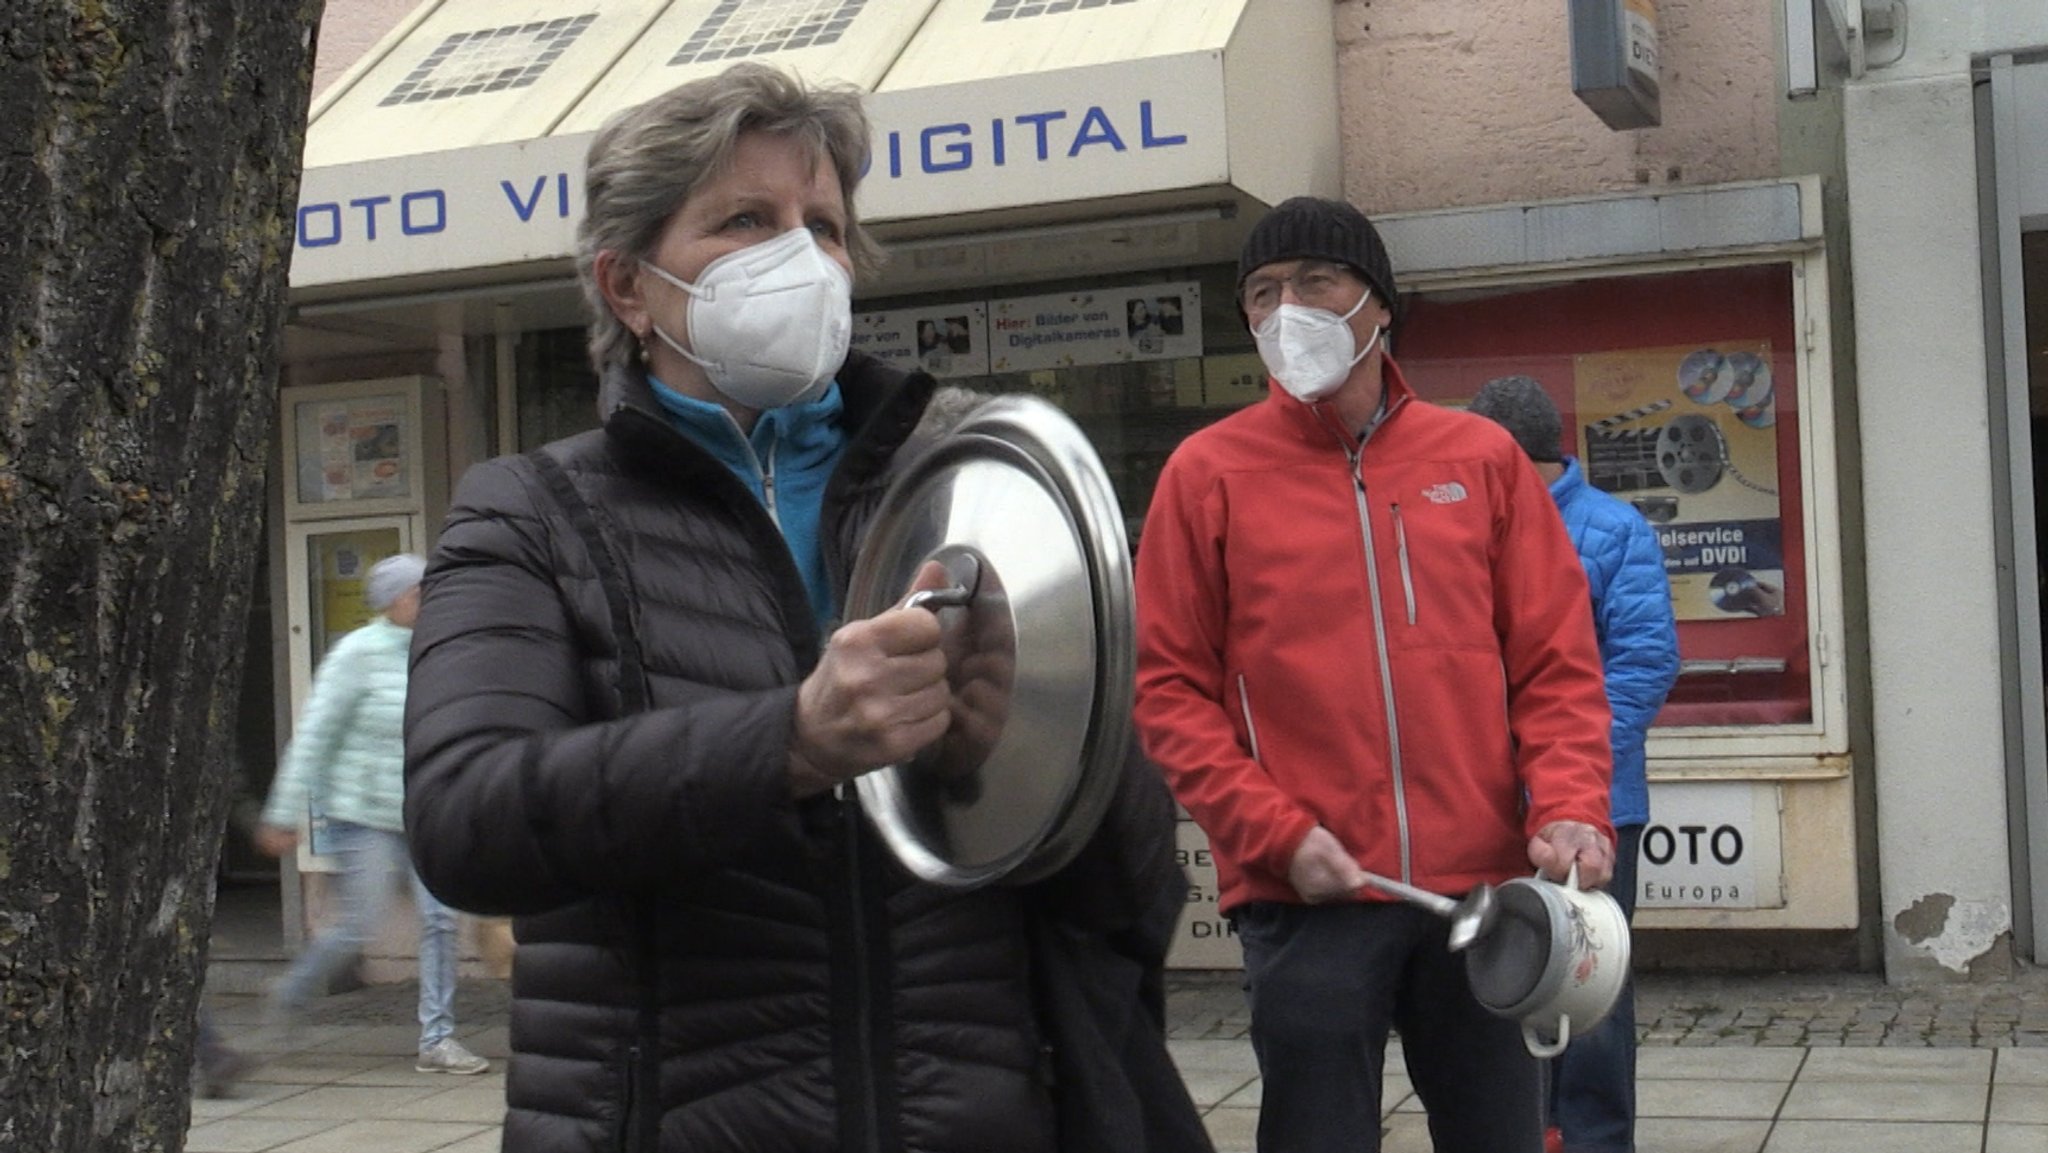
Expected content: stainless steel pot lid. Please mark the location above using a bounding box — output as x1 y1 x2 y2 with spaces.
844 394 1135 889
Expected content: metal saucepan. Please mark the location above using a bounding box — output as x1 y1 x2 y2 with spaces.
1462 864 1633 1057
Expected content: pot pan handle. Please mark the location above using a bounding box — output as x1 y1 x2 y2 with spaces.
1522 1015 1571 1059
903 585 973 612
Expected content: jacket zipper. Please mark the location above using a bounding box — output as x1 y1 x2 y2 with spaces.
1349 453 1415 881
621 898 661 1152
761 426 780 526
840 786 883 1153
614 1045 638 1153
719 410 781 528
1237 673 1262 763
1391 502 1416 626
757 425 778 528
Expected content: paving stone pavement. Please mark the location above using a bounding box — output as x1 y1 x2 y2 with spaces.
227 960 2048 1046
193 964 2048 1153
1163 962 2048 1047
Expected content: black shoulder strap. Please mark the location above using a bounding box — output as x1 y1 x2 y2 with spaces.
525 448 651 715
524 448 664 1126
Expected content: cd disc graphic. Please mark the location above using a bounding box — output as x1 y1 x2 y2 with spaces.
1723 351 1774 409
1678 349 1732 405
1735 402 1776 429
1710 568 1761 613
1655 414 1726 494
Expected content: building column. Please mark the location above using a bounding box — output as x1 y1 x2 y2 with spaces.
1844 70 2016 980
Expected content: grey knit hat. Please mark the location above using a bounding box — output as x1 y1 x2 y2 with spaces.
365 554 427 612
1236 196 1399 322
1468 375 1566 463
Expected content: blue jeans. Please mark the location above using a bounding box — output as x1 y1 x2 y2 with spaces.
1547 825 1642 1153
1234 899 1542 1153
273 821 460 1050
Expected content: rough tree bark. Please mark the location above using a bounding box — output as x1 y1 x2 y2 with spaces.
0 2 323 1150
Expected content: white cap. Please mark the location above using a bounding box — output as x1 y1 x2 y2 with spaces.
365 554 427 611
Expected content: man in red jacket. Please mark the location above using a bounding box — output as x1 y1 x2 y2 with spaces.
1133 196 1615 1153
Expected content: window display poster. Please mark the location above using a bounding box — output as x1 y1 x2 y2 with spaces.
312 529 394 653
988 281 1202 372
295 394 410 504
1573 342 1784 622
850 304 990 378
1198 352 1270 409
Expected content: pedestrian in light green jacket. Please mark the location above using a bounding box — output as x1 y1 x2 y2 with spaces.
254 553 488 1076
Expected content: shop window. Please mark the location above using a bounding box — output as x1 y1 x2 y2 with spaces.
498 261 1820 736
862 264 1254 549
516 328 602 449
1397 263 1813 730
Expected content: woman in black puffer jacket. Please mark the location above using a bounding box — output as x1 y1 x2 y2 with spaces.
401 62 1207 1153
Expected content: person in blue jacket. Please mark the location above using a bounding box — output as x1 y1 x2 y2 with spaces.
1470 376 1681 1153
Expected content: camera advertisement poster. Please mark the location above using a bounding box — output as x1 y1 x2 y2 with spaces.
987 281 1201 372
850 304 991 379
1573 342 1784 622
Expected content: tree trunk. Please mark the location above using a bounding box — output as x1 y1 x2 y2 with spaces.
0 2 323 1149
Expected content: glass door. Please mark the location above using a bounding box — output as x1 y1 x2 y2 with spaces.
280 517 416 867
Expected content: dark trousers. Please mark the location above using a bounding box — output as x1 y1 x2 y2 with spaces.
1547 825 1643 1153
1234 899 1541 1153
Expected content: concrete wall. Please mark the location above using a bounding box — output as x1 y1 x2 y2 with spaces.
1843 0 2048 979
313 0 421 99
1332 0 1781 212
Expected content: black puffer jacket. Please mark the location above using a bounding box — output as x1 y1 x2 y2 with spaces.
404 353 1203 1153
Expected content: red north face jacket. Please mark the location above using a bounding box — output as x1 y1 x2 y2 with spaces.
1134 360 1613 915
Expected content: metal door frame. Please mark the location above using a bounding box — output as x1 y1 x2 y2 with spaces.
1979 52 2048 961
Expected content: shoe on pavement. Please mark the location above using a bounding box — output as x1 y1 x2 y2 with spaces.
256 982 305 1051
196 1045 254 1099
416 1038 490 1075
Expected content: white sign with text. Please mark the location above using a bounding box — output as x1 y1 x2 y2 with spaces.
290 55 1231 290
1637 779 1785 909
1168 820 1242 970
988 281 1202 372
850 304 990 378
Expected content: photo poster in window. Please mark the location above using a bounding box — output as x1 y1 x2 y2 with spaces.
986 282 1202 372
851 304 990 379
305 397 408 502
1573 341 1783 622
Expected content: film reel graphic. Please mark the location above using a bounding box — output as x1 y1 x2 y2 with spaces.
1584 400 1778 497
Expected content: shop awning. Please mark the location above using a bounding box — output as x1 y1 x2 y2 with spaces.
291 0 1340 298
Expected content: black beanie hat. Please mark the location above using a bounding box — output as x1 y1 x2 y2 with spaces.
1468 375 1566 463
1236 196 1400 320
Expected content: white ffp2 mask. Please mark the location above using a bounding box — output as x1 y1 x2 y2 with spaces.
1252 289 1381 402
642 228 853 410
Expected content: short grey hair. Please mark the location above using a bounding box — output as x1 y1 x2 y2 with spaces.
574 63 877 376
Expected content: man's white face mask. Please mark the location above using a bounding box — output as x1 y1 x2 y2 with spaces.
1252 287 1382 402
641 227 853 409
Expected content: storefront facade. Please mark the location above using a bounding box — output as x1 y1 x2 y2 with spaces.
263 0 2048 982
